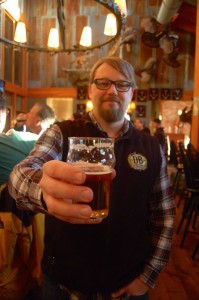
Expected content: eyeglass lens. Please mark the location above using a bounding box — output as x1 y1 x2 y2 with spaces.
93 79 132 92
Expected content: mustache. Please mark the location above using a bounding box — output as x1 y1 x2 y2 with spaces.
101 96 121 104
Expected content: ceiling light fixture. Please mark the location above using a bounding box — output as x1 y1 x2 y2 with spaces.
104 13 117 36
0 0 127 54
79 26 92 47
1 0 20 21
14 22 27 43
47 28 60 48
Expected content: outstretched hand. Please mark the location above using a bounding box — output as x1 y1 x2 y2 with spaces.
40 160 115 224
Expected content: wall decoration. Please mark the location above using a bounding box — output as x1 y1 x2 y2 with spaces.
136 105 146 118
137 89 147 102
77 86 88 100
161 88 171 100
76 103 86 114
172 88 183 100
149 88 159 100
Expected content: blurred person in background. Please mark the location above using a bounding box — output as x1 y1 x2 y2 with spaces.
0 100 56 300
152 118 166 152
0 92 6 133
134 118 150 134
14 112 27 132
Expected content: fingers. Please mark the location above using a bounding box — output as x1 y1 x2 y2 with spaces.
112 278 148 298
40 161 93 202
112 286 127 298
44 193 92 218
42 193 101 224
40 161 98 223
40 175 93 203
43 160 86 184
40 160 114 224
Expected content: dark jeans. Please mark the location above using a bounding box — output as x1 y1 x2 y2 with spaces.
42 274 149 300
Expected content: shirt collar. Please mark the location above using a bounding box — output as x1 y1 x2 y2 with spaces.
88 111 129 139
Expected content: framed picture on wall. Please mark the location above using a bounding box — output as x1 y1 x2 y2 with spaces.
161 88 171 100
149 88 159 100
77 86 88 100
77 103 86 114
136 105 146 118
137 89 147 102
172 88 183 100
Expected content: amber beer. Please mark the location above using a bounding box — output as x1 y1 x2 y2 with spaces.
71 162 112 219
85 167 112 219
67 137 115 219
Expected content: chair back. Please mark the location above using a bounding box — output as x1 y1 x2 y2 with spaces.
169 140 178 166
187 143 199 179
178 142 196 190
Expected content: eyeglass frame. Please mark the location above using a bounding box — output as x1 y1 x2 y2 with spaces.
91 78 135 92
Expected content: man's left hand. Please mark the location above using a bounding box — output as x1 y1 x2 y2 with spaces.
112 277 149 298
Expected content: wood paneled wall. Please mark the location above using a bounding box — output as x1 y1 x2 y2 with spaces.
27 0 195 92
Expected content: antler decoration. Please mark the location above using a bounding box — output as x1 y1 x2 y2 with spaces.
135 57 157 83
140 16 181 68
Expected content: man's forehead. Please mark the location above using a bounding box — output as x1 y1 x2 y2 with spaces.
95 63 125 79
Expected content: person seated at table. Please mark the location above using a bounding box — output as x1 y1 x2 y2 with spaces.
0 99 56 300
14 112 27 132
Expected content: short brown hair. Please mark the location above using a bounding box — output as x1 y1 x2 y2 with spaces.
153 118 161 124
89 56 137 89
33 102 56 128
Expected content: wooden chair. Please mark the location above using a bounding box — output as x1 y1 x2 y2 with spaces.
176 143 199 248
171 141 185 205
192 239 199 259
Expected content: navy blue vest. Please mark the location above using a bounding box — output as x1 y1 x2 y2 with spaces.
41 115 161 293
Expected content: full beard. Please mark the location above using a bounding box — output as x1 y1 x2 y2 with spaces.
98 97 125 122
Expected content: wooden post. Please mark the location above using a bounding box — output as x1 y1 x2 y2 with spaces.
191 3 199 151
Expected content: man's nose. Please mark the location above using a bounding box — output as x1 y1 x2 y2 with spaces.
107 82 118 93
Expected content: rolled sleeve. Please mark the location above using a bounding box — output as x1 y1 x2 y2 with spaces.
8 124 63 213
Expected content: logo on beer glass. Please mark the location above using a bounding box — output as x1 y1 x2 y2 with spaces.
67 137 115 219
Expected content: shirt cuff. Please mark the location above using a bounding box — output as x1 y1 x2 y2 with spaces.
139 264 161 288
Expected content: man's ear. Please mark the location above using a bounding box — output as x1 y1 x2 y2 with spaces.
35 119 41 127
131 89 135 100
88 84 92 99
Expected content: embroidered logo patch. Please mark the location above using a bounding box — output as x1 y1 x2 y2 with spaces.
128 152 147 171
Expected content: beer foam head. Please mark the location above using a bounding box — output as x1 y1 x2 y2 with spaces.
70 162 111 174
69 143 113 151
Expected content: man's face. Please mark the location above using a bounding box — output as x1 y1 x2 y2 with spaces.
135 119 144 131
88 63 134 123
0 109 6 133
26 105 41 132
152 122 158 129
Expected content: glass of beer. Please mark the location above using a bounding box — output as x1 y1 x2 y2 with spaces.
67 137 115 219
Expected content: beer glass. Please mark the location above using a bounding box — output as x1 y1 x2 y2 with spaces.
67 137 115 219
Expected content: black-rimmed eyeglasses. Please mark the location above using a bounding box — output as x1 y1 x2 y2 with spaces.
92 78 134 92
